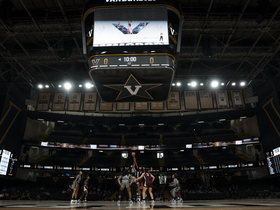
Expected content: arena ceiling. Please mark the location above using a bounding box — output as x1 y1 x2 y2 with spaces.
0 0 280 95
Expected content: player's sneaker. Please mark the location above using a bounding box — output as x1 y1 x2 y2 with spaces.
171 199 176 204
83 199 87 203
141 200 145 204
129 200 133 204
137 197 141 202
179 199 183 203
151 200 155 204
77 199 81 203
70 199 75 204
117 200 120 205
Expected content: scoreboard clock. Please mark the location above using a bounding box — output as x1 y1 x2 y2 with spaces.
82 0 182 102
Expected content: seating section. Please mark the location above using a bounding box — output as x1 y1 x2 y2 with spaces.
83 151 121 167
125 133 159 146
163 132 198 145
201 153 245 165
44 130 84 144
87 133 122 145
164 151 201 167
39 150 85 166
200 129 241 143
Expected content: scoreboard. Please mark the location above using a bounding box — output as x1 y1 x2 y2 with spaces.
82 0 182 102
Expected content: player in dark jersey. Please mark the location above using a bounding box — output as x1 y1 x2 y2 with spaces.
136 168 155 204
117 169 134 205
71 171 83 204
130 158 138 202
133 156 143 202
78 176 90 203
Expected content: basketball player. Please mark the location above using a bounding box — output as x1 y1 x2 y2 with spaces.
71 171 83 203
133 156 143 202
130 161 138 202
136 168 155 204
117 169 134 205
169 173 182 203
78 175 90 203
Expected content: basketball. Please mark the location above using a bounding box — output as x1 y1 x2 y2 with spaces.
132 152 136 156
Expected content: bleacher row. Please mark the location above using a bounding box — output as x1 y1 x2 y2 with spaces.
42 129 243 146
37 149 247 168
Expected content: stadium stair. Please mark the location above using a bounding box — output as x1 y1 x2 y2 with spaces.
196 136 203 143
235 132 251 139
235 153 253 162
81 137 88 144
78 157 90 165
194 156 206 165
158 158 165 166
35 155 50 163
31 134 50 141
120 134 126 145
158 134 163 144
119 158 127 167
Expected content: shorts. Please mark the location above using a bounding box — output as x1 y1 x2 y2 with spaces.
121 180 130 188
172 187 180 194
144 180 153 188
137 178 143 184
74 183 80 189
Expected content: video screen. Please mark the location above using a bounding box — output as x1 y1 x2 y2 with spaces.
93 7 168 47
0 149 17 176
266 147 280 175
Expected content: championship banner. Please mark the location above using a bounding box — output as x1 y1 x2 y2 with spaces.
99 100 113 111
184 91 198 109
36 93 51 111
215 90 229 108
117 102 130 111
167 91 180 110
83 92 97 111
135 102 148 110
52 93 66 111
230 90 245 108
150 102 164 110
199 90 213 109
68 93 81 111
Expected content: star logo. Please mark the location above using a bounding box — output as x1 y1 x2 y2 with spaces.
73 95 77 100
42 95 47 99
171 93 176 98
58 95 62 100
103 74 162 100
88 94 93 99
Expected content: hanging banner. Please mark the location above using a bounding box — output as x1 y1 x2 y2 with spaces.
83 92 97 111
135 102 148 110
184 91 198 109
150 102 164 110
99 100 113 111
199 90 213 109
117 102 130 111
36 93 51 111
68 93 81 111
215 90 229 108
230 90 245 108
52 93 66 111
167 91 180 110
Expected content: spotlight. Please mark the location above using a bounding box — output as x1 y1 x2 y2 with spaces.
91 84 94 87
200 83 204 86
176 82 181 87
232 82 236 86
45 85 49 88
211 81 218 88
190 81 197 87
172 83 175 86
58 85 62 88
79 84 82 87
221 83 225 86
38 84 43 89
85 83 92 89
240 82 246 86
187 83 190 86
64 82 72 90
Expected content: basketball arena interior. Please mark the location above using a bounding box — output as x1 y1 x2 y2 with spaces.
1 0 280 209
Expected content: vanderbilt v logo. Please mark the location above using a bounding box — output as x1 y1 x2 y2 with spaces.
0 101 21 146
124 85 142 95
104 74 162 100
